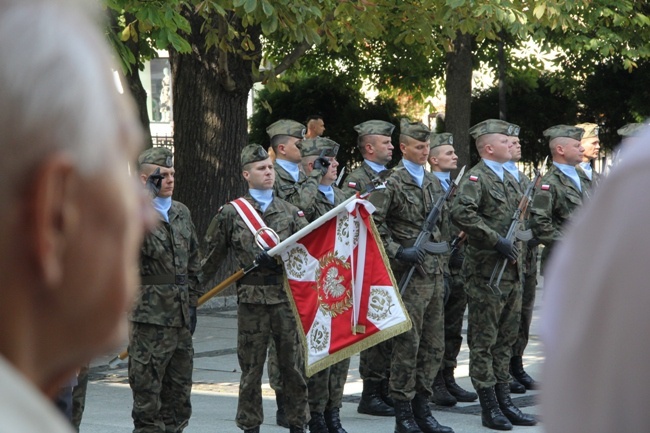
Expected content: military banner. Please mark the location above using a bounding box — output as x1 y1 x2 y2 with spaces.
279 198 411 376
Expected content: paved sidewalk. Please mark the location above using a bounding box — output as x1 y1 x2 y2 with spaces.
80 284 545 433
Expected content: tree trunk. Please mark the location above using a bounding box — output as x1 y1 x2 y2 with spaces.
125 70 153 148
445 32 475 169
497 36 508 121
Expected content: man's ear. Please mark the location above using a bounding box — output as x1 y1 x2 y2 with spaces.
26 155 78 288
277 143 286 156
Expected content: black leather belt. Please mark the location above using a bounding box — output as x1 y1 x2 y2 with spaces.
140 274 187 285
239 274 282 286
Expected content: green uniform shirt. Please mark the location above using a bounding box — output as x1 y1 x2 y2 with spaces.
450 160 522 281
202 194 307 304
131 201 202 327
369 161 445 277
273 161 323 211
530 164 587 266
341 162 379 196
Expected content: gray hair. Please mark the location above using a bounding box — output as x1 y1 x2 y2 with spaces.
0 0 142 201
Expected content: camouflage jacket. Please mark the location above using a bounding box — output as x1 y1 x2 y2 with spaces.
341 161 379 196
450 160 522 281
130 201 202 327
369 161 445 277
577 165 599 196
273 161 323 211
530 164 586 265
435 177 464 276
202 193 308 304
304 186 346 222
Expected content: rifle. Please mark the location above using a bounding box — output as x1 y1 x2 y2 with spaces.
449 231 467 257
108 170 391 368
487 157 547 294
398 166 465 294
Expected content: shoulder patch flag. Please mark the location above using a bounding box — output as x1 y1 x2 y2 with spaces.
297 210 305 217
541 184 550 191
469 175 479 182
348 181 357 188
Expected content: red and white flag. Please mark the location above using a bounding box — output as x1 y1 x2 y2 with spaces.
279 198 411 376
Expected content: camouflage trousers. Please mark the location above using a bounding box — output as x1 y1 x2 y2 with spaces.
236 302 308 430
465 274 522 390
128 322 194 433
390 272 445 401
72 363 90 431
359 339 392 382
512 271 537 357
307 358 351 413
441 272 467 370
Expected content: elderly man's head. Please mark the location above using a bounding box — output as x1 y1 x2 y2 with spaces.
0 0 147 395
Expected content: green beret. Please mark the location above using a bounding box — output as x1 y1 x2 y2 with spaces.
543 125 584 141
469 119 516 139
617 123 645 138
266 119 306 140
300 137 340 158
507 123 521 137
354 120 395 137
429 133 454 149
138 147 173 168
241 144 269 167
400 118 431 142
575 122 599 139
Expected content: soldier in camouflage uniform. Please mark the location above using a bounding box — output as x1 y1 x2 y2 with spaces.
529 125 587 272
427 133 477 407
341 120 397 417
575 123 601 191
202 144 309 433
298 138 350 433
450 119 536 430
266 119 330 427
129 147 203 433
369 119 453 433
502 125 539 394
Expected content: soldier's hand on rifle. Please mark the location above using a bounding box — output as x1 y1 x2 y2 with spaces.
449 250 464 269
494 236 519 262
396 245 426 265
527 237 541 248
255 250 280 270
145 167 164 198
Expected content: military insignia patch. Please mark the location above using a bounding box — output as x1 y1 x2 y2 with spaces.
297 210 305 217
348 181 357 188
469 175 479 182
541 184 550 190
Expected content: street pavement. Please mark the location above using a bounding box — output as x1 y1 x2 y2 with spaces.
80 282 545 433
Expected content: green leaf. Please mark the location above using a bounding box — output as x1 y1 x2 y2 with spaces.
244 0 257 14
261 0 274 17
533 4 545 19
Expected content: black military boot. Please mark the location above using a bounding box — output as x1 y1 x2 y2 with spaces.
381 377 395 407
476 387 512 431
358 379 395 416
324 408 348 433
244 427 260 433
510 356 538 390
411 393 454 433
393 399 423 433
494 383 537 426
442 368 477 402
308 412 329 433
276 392 290 428
509 378 526 394
431 370 457 407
